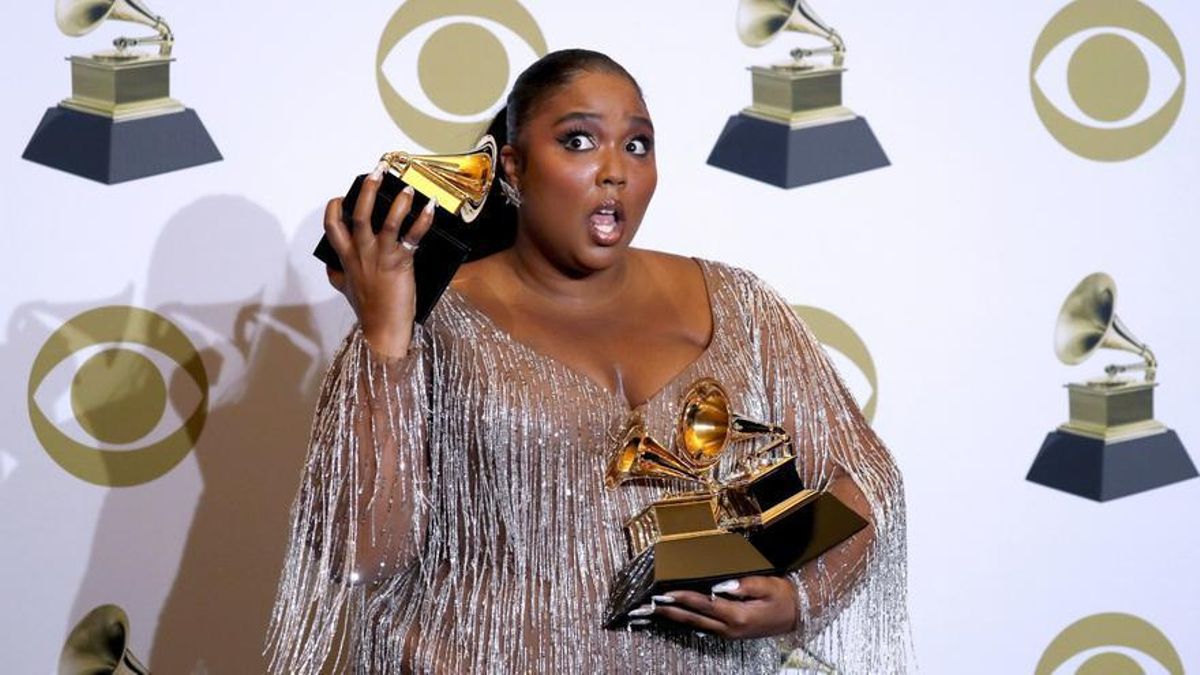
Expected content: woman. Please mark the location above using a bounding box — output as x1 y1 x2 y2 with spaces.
268 49 909 673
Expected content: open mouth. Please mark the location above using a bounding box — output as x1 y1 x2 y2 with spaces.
588 198 624 246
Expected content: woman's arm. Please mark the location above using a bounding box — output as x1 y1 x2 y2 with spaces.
747 267 910 665
306 170 439 584
788 465 876 640
265 325 432 675
266 173 438 675
334 327 432 584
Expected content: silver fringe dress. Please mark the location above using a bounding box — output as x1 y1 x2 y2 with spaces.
267 259 911 674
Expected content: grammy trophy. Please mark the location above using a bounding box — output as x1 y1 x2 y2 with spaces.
603 378 867 629
23 0 221 183
707 0 888 188
313 137 498 323
1027 273 1197 501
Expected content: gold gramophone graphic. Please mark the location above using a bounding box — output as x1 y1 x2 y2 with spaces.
707 0 888 188
603 378 867 629
59 604 149 675
1027 273 1197 501
313 136 498 323
23 0 221 183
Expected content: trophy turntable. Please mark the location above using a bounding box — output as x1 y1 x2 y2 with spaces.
23 0 221 183
603 378 867 629
707 0 888 188
1027 273 1197 501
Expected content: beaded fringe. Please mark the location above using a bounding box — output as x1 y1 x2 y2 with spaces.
266 259 912 673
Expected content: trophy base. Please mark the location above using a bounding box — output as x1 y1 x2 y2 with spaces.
22 105 221 184
706 112 889 188
1062 381 1159 440
1027 429 1197 501
313 173 470 324
64 54 181 121
603 489 868 629
748 65 846 124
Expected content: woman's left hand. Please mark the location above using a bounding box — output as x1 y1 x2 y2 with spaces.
635 576 798 639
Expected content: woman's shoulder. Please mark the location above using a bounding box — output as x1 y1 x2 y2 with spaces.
636 250 777 301
634 249 753 282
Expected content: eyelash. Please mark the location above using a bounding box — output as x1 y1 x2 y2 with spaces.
557 127 592 150
627 134 653 155
557 127 654 155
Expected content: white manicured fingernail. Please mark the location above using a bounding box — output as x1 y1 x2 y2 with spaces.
368 161 387 181
402 185 414 196
628 604 654 617
628 618 651 627
651 595 674 604
711 579 740 595
423 195 438 213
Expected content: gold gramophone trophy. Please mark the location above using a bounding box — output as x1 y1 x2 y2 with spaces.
60 604 150 675
603 378 867 629
23 0 221 183
1027 273 1197 501
313 136 498 323
707 0 888 188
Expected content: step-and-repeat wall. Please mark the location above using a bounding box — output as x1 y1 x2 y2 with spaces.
2 0 1196 672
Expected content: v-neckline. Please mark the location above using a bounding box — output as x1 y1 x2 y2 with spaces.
441 257 720 412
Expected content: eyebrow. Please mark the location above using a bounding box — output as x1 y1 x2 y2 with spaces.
552 111 655 132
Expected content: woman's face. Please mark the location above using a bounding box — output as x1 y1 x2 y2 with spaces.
502 69 657 274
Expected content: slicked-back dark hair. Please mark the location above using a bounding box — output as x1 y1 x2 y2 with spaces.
505 48 643 147
465 49 644 260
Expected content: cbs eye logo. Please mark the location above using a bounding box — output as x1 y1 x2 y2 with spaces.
792 305 878 423
376 0 548 152
27 306 208 487
1030 0 1185 161
1035 612 1184 675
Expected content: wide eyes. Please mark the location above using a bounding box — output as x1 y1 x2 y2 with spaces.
562 132 596 151
559 131 652 156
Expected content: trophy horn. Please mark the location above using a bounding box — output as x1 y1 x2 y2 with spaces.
59 604 150 675
381 135 497 223
605 421 703 488
736 0 845 58
55 0 173 56
1054 272 1157 381
676 378 788 474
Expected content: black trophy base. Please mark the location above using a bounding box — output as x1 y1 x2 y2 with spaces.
23 106 221 184
706 113 888 188
313 173 469 324
1027 430 1197 502
602 489 868 630
747 491 868 570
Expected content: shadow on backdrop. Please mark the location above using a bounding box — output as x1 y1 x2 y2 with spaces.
0 288 135 674
62 196 349 673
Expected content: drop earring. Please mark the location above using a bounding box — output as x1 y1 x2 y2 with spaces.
498 177 522 207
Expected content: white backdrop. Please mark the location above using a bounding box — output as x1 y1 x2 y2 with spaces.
2 1 1197 672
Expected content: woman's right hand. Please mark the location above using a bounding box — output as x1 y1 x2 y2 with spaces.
323 163 437 358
